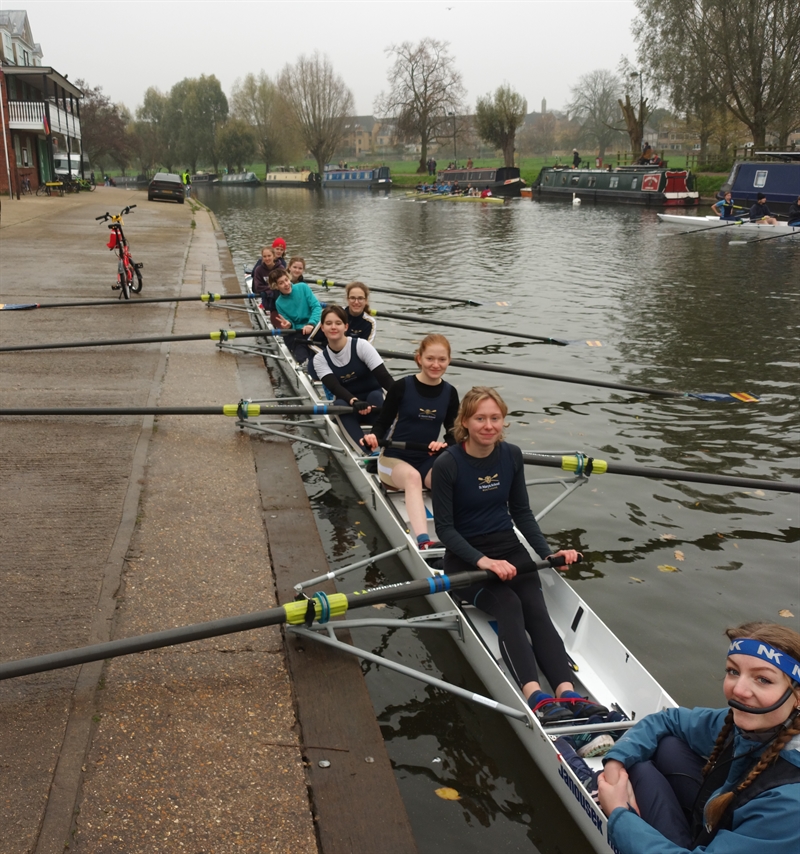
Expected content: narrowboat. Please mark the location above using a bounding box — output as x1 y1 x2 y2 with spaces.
435 165 525 198
217 172 261 186
322 165 392 189
718 153 800 215
191 172 218 185
533 165 699 206
264 167 321 187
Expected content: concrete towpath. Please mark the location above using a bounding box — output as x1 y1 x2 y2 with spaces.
0 189 415 853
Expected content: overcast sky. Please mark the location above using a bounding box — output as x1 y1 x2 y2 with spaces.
23 0 639 115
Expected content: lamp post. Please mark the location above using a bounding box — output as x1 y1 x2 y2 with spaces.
449 111 457 166
630 71 644 151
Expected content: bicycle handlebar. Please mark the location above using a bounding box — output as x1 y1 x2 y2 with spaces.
95 205 136 222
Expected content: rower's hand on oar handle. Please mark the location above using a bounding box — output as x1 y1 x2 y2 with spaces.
477 556 517 580
360 433 379 452
547 549 582 571
351 399 373 414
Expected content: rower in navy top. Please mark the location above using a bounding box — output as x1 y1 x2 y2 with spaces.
431 386 604 725
312 305 394 444
362 334 459 550
344 281 377 343
711 191 742 221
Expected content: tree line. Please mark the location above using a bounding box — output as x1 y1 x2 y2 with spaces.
78 1 798 176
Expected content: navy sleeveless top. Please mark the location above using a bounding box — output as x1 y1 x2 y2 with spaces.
446 442 517 538
384 375 453 464
322 339 381 398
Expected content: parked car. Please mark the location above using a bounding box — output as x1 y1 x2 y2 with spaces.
148 172 185 204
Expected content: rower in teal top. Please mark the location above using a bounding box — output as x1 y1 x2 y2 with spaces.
269 267 322 364
711 191 744 221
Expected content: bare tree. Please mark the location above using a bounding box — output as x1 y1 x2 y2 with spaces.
474 85 527 166
375 38 466 173
278 53 354 177
566 70 626 157
230 72 302 172
633 0 800 148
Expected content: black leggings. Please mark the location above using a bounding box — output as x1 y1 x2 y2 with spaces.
444 530 573 689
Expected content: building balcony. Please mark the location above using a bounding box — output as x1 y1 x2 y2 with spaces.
8 100 81 139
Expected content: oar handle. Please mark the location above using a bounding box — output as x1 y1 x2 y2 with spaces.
379 440 445 453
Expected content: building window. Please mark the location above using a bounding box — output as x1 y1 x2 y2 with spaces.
14 134 22 163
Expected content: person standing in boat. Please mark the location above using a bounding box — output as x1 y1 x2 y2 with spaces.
572 149 581 169
711 191 743 221
361 334 459 551
431 386 606 725
749 193 779 225
252 246 282 312
598 622 800 854
312 305 393 444
344 282 377 343
269 267 322 364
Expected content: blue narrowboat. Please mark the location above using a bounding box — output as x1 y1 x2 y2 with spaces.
435 165 525 198
322 165 391 189
719 153 800 214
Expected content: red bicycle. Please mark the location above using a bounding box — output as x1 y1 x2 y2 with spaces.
96 205 143 299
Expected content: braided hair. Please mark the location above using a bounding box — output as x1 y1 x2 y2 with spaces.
703 622 800 830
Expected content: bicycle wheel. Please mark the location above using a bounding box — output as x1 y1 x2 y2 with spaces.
130 263 143 293
36 184 46 196
118 262 131 300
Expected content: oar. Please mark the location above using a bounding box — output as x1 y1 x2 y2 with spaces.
0 293 259 311
522 452 799 495
660 218 746 237
731 227 800 245
303 276 483 307
376 349 759 403
0 327 292 353
0 403 355 418
0 556 573 680
368 308 593 347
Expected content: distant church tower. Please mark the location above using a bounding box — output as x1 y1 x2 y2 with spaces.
541 98 547 115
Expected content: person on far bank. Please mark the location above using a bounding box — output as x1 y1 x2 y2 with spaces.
787 195 800 227
749 193 778 225
597 621 800 854
269 267 322 365
431 386 602 725
572 149 581 169
711 191 743 221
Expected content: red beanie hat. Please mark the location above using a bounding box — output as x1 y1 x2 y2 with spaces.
272 237 286 250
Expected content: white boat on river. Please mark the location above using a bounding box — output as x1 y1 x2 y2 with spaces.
221 277 678 853
657 213 800 235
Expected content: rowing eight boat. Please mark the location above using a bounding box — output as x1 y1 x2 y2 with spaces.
231 274 677 853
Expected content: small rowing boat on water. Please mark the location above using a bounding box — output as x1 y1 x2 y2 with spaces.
229 275 677 853
405 192 505 205
657 213 800 235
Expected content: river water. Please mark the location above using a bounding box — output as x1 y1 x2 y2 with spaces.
197 185 799 854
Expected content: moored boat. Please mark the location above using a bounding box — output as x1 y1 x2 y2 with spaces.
718 153 800 215
264 167 321 187
218 172 261 186
435 165 525 198
657 213 800 235
191 172 218 184
230 277 678 853
322 165 392 189
534 165 699 206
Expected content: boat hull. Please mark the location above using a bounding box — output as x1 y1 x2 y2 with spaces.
435 165 524 198
657 213 800 235
535 166 699 206
264 170 320 187
322 166 392 189
240 291 676 852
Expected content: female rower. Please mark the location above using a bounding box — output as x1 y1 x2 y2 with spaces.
431 386 603 724
252 246 282 311
344 282 377 343
287 256 306 284
711 191 741 221
312 305 394 444
271 237 288 268
598 622 800 853
362 334 459 550
269 267 322 364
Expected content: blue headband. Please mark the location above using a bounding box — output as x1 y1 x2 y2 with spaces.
728 638 800 684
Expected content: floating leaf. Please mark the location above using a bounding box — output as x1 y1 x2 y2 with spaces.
372 603 387 610
754 489 765 497
435 787 462 801
658 564 680 573
674 550 685 562
523 397 534 402
660 534 677 541
629 576 644 583
779 609 794 618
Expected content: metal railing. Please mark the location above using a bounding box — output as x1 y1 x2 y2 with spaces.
7 100 82 139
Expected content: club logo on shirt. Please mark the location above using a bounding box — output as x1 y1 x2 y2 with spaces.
477 473 500 491
340 370 357 382
418 407 438 420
